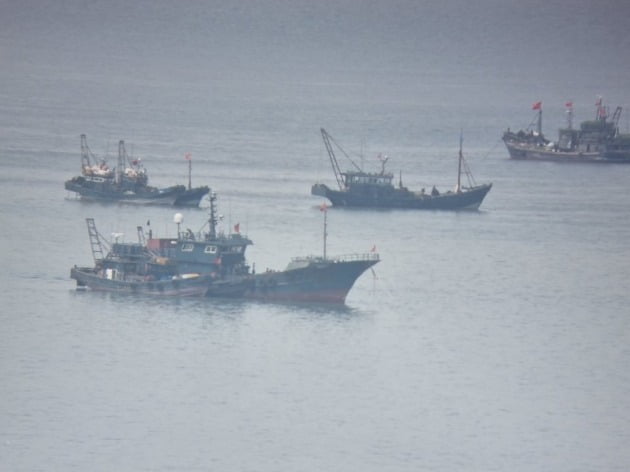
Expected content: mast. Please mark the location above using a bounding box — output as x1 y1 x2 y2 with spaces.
456 131 463 193
377 153 389 174
531 101 543 137
116 140 125 185
207 191 218 240
595 96 606 121
80 134 92 170
565 101 573 129
320 203 328 259
185 153 192 190
611 106 622 133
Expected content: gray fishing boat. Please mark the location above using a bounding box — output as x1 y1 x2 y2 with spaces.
65 135 210 206
312 128 491 210
502 98 630 163
71 192 379 304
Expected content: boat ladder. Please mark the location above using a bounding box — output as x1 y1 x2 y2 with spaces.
136 226 146 245
86 218 106 264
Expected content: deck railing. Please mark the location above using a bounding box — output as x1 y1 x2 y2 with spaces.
291 252 379 263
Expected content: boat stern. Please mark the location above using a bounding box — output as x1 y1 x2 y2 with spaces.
311 183 330 198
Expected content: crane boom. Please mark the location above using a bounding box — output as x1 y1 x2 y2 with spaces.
320 128 344 190
611 106 622 131
80 134 93 170
320 128 363 191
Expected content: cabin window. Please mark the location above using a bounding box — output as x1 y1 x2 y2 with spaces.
181 243 194 252
229 246 243 253
204 245 217 254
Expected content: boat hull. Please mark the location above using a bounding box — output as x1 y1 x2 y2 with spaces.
503 140 630 163
71 210 379 304
65 177 209 207
243 256 379 303
312 183 492 210
173 187 210 207
72 256 377 304
71 266 215 297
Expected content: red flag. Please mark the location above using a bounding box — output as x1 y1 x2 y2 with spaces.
320 203 328 212
532 101 542 110
184 152 192 160
234 223 240 233
565 101 573 108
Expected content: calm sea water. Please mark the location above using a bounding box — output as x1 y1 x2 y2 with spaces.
2 1 630 471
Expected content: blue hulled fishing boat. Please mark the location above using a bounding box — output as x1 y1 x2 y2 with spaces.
312 129 491 210
71 192 379 304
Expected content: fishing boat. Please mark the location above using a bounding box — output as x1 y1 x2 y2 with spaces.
71 192 379 304
245 203 379 303
64 135 210 206
502 98 630 163
70 216 250 297
70 221 222 297
312 128 491 210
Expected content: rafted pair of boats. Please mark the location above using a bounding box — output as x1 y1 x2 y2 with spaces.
65 135 210 207
71 193 380 304
71 129 492 303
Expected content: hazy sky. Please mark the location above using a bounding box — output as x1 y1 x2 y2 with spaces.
3 0 629 85
1 0 629 135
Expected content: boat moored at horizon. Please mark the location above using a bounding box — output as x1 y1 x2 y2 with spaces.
502 98 630 163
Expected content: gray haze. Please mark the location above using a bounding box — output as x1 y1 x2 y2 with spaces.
1 1 630 471
2 0 629 112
